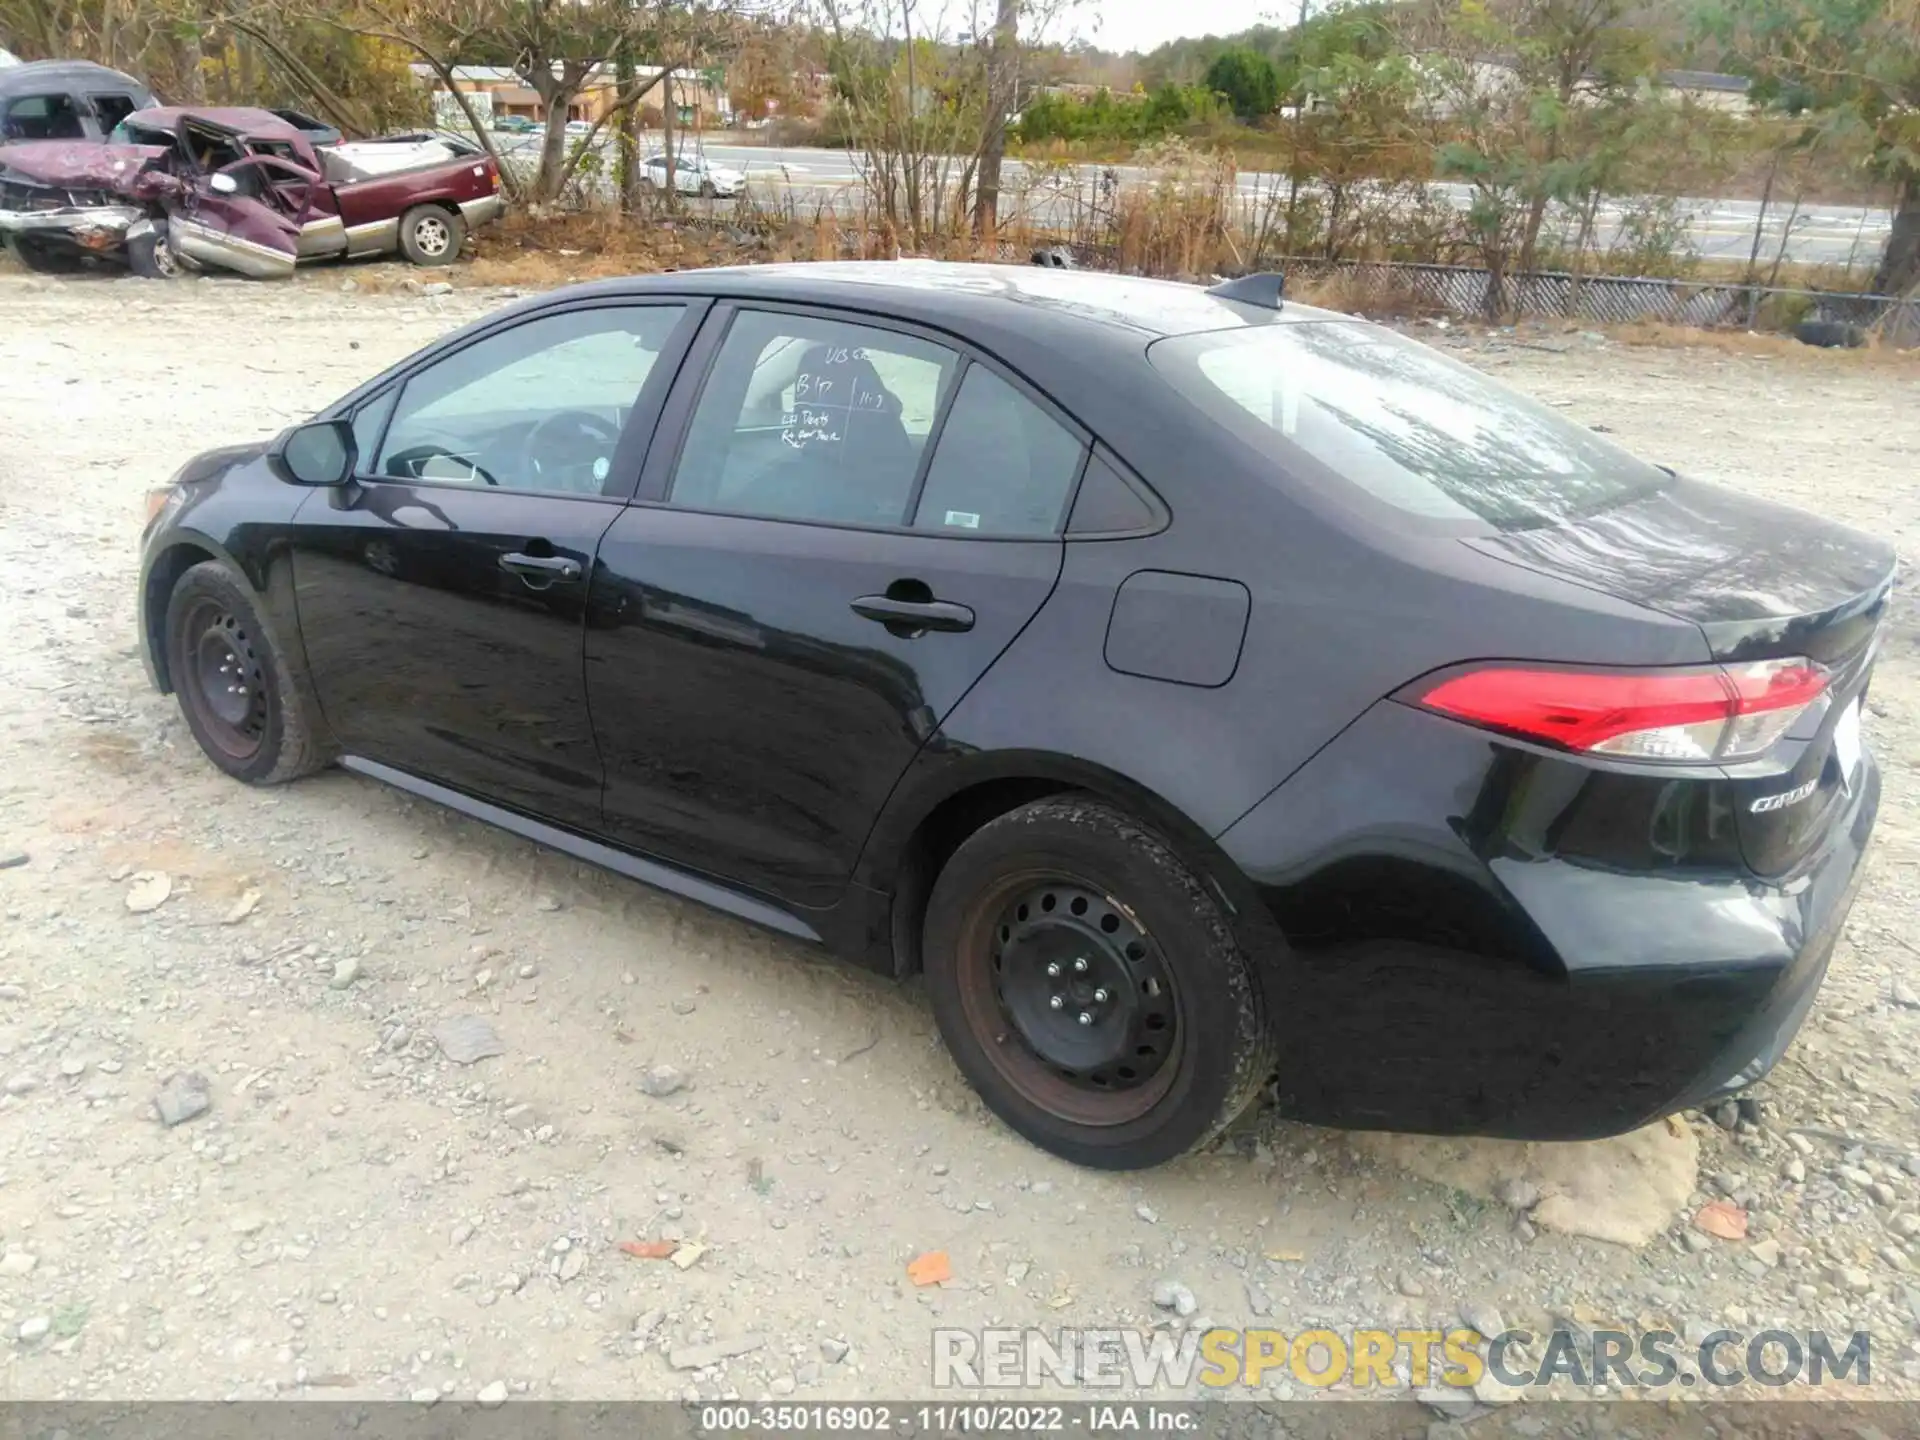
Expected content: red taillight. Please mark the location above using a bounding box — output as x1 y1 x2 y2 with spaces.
1414 658 1828 764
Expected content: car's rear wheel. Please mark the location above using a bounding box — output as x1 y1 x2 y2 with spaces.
164 560 330 785
923 797 1277 1169
399 205 464 267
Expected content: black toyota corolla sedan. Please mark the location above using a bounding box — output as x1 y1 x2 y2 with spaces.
137 261 1893 1169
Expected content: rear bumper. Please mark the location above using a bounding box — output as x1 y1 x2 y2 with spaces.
457 193 505 229
1216 700 1880 1140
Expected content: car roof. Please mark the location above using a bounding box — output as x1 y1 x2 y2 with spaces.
564 260 1345 344
0 59 153 98
128 105 301 139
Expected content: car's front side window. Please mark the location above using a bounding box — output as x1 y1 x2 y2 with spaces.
668 309 960 528
89 93 139 131
373 305 685 496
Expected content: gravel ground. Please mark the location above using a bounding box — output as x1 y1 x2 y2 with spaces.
0 266 1917 1410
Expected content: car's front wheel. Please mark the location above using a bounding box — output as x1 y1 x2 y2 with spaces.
164 560 330 785
128 222 182 280
923 798 1276 1169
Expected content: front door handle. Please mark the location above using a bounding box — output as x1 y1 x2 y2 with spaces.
850 595 976 633
500 551 582 582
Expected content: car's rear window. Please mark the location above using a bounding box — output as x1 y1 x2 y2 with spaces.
1147 321 1670 530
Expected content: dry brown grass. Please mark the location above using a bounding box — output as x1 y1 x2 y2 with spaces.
1605 319 1920 366
1289 266 1446 318
460 209 768 288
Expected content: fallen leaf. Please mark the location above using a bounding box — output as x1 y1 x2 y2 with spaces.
620 1240 676 1260
1665 1114 1688 1138
1694 1201 1748 1241
125 871 173 914
222 888 261 925
670 1241 708 1271
907 1250 952 1286
1046 1290 1074 1310
1265 1250 1306 1263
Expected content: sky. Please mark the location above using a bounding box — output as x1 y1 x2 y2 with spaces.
1057 0 1296 55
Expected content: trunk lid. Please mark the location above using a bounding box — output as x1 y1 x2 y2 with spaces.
1467 475 1895 664
1468 474 1896 877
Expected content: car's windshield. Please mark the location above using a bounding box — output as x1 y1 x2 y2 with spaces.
1148 320 1671 530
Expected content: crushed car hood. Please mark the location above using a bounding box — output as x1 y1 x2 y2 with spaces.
0 140 166 189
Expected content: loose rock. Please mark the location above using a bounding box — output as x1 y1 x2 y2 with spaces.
0 1250 37 1277
433 1016 506 1065
476 1381 508 1408
638 1065 686 1098
669 1333 764 1370
153 1071 212 1128
125 870 172 913
1151 1279 1198 1317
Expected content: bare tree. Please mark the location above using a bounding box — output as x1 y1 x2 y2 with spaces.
971 0 1017 234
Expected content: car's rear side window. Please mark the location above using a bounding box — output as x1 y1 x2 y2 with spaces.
911 364 1085 536
1148 321 1670 530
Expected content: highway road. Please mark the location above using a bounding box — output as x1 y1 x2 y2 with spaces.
489 130 1894 273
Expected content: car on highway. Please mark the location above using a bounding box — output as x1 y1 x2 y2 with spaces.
135 261 1892 1169
644 150 745 198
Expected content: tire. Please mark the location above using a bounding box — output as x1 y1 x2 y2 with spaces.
128 223 182 280
398 205 465 267
1794 319 1868 350
9 234 86 274
163 560 331 785
923 797 1277 1169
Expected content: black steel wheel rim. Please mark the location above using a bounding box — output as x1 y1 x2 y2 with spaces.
181 599 269 761
956 873 1183 1126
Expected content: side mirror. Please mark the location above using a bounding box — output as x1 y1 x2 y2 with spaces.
270 419 356 487
208 171 240 195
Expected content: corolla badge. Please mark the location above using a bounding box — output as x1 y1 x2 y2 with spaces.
1751 778 1819 814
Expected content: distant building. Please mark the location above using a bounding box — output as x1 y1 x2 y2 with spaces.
1658 69 1752 113
408 62 729 128
1411 55 1752 118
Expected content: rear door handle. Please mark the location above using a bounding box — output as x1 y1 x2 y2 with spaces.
850 595 976 633
500 551 581 582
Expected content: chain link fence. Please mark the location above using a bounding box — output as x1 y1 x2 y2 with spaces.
1008 242 1918 343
